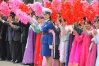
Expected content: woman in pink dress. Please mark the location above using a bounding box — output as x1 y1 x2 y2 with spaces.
68 23 84 66
68 32 84 66
85 20 98 66
79 21 92 66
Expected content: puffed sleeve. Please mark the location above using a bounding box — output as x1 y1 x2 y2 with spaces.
33 24 41 33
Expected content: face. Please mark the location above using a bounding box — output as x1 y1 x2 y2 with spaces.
95 21 99 29
33 15 36 19
62 19 66 26
41 18 44 23
84 22 91 30
9 16 13 20
42 13 50 20
15 16 19 21
7 16 13 22
55 19 60 26
37 18 42 23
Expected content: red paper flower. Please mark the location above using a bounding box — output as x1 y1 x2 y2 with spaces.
84 5 95 22
45 1 52 8
60 2 74 25
19 3 30 13
72 0 84 22
45 2 58 22
97 4 99 15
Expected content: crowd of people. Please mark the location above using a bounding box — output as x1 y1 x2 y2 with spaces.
0 0 99 66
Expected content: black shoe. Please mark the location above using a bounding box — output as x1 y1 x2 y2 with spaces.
11 60 14 62
29 63 34 66
14 60 21 63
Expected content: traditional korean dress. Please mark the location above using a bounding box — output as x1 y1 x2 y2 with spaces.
68 32 84 66
22 18 37 64
79 32 92 66
34 32 43 66
59 25 72 63
65 33 75 66
86 42 97 66
95 29 99 66
34 24 43 66
22 26 36 64
82 27 96 66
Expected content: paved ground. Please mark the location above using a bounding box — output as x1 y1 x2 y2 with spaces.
0 61 29 66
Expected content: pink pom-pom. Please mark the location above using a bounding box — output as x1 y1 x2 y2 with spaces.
27 3 34 9
43 0 48 7
32 2 42 16
8 0 23 13
91 0 98 14
15 9 30 24
9 0 22 6
69 0 73 4
52 0 61 11
81 0 89 11
0 2 10 16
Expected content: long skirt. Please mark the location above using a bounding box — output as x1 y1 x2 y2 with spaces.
86 43 97 66
22 29 36 64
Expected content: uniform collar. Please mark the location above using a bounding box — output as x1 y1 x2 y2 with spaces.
44 19 50 22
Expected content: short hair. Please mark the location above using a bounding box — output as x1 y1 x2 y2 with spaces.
63 19 66 22
84 21 92 25
10 12 16 18
83 17 86 21
58 18 62 23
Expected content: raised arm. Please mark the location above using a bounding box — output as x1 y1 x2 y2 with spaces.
53 26 61 34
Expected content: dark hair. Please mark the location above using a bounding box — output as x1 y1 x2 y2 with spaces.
31 11 35 17
94 20 97 23
49 0 52 2
10 12 16 19
96 19 99 23
83 17 86 21
96 16 99 19
84 21 92 25
45 12 51 15
41 16 44 19
63 19 66 22
58 18 62 23
36 16 44 20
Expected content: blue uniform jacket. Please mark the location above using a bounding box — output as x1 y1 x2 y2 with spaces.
41 19 54 45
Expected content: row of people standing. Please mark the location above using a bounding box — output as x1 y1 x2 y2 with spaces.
23 8 99 66
0 7 99 66
0 11 30 64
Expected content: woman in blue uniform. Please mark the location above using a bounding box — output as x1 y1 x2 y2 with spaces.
41 8 54 66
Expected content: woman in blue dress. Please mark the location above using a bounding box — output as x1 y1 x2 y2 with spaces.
41 8 54 66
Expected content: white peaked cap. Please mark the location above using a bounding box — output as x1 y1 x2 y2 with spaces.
42 7 52 14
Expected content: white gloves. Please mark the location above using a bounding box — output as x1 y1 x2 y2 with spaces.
49 45 53 49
